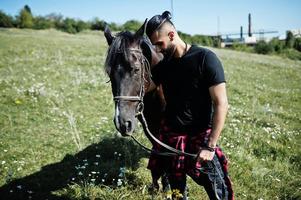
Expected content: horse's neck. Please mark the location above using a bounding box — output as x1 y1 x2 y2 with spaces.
142 37 163 68
150 48 163 68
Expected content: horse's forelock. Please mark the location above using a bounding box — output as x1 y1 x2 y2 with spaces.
105 31 141 75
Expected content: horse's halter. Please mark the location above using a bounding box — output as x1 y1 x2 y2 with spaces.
112 47 148 115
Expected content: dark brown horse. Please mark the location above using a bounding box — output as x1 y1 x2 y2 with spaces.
104 20 165 137
103 21 169 193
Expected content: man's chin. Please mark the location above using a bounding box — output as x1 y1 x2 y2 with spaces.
163 52 174 60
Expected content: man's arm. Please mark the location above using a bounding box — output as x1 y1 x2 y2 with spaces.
207 82 228 148
197 82 228 162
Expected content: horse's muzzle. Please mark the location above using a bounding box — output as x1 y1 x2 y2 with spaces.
114 112 136 136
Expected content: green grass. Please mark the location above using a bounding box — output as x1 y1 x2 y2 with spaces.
0 28 300 199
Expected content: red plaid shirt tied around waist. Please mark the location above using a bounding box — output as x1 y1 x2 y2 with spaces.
147 123 234 200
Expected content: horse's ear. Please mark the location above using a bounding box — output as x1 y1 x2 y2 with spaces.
135 18 148 37
104 24 114 45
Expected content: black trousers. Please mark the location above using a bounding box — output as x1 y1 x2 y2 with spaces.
168 155 228 200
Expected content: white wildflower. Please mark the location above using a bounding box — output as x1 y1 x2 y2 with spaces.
117 179 122 186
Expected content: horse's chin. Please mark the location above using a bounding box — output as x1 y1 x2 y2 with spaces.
120 131 133 137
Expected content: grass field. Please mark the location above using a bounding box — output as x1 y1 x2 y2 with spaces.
0 28 300 200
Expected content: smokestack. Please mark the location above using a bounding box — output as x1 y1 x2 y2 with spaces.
240 26 243 40
248 13 252 37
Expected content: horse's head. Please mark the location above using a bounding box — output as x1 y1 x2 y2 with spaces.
104 20 153 136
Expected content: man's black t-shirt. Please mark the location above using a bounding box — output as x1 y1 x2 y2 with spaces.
151 45 225 133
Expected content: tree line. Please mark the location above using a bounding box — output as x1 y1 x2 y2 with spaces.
0 5 220 47
0 5 107 34
1 5 300 60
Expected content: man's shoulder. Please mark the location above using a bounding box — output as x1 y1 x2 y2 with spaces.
190 45 211 54
188 45 214 60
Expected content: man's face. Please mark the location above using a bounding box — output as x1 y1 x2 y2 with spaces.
150 30 175 59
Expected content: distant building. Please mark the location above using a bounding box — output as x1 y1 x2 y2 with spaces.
220 13 277 47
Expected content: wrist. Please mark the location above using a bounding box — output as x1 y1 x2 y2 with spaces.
202 145 216 152
207 137 217 149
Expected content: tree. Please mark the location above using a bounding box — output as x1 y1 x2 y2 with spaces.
18 5 34 28
45 13 64 30
91 18 106 31
109 22 122 31
24 5 32 14
123 20 142 32
0 10 15 27
285 31 295 48
75 20 90 32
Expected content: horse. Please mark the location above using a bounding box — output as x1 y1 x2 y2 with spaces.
104 20 165 137
103 20 169 193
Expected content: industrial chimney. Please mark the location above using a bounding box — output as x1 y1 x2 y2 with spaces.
248 13 252 37
240 26 243 40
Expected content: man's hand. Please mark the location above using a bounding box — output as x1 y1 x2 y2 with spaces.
197 149 215 162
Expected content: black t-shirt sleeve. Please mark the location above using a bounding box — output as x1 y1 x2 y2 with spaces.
202 51 225 87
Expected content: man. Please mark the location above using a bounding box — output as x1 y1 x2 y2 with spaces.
146 11 234 200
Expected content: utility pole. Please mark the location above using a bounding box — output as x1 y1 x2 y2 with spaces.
217 16 220 36
171 0 174 19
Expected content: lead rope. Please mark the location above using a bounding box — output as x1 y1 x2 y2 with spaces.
134 112 197 158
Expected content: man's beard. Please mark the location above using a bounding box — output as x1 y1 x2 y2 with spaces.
162 43 176 60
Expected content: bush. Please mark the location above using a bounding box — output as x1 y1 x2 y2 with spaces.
254 41 274 54
59 18 77 33
231 42 253 52
58 18 90 34
280 48 301 60
33 16 54 29
294 37 301 52
269 38 285 53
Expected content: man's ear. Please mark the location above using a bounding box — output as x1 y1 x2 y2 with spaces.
168 31 174 41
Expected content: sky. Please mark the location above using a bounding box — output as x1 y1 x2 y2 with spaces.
1 0 300 38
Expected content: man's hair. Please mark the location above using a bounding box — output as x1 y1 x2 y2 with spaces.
146 11 174 38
